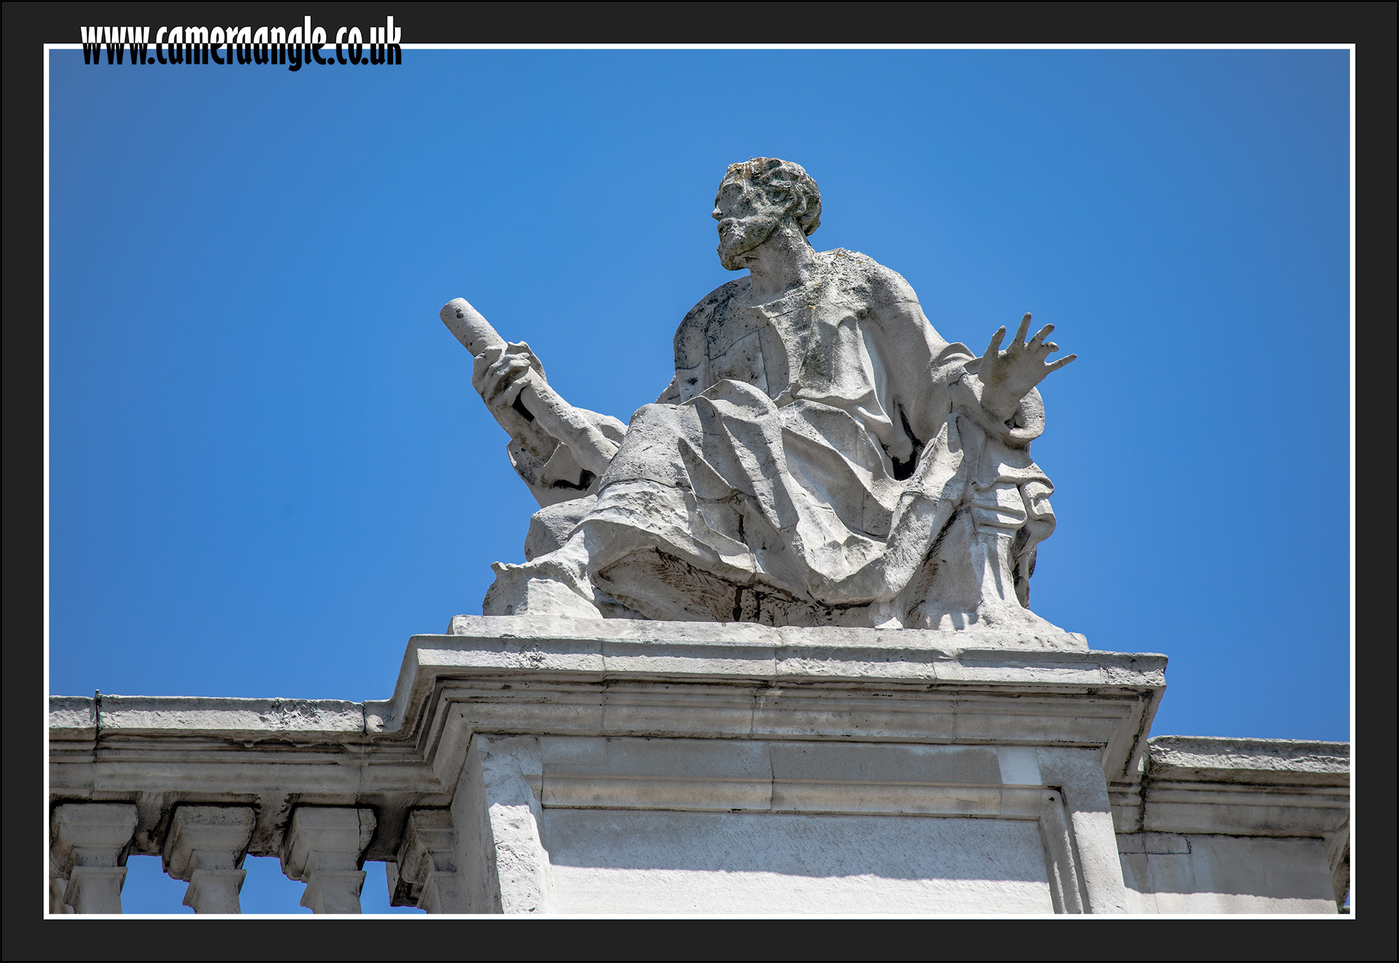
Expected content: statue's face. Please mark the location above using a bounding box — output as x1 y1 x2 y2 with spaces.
713 175 788 271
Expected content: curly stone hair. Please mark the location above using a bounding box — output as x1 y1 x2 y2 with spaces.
724 157 822 236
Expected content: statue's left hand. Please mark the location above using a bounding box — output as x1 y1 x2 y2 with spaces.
977 313 1076 420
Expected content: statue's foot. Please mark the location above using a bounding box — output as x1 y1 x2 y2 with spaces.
972 601 1069 636
908 597 1083 646
482 561 603 619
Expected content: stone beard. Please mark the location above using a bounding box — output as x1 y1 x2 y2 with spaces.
474 159 1072 635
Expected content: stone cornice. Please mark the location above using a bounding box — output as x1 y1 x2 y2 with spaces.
1145 735 1350 786
1137 735 1350 839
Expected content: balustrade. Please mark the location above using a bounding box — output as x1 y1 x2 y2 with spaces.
47 801 405 914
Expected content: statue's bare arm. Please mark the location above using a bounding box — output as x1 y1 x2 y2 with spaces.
868 267 1073 441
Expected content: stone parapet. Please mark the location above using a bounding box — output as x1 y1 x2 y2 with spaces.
1111 736 1350 913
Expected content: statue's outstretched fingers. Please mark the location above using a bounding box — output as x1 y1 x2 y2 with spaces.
1045 353 1077 373
1028 323 1054 349
1013 312 1032 345
983 325 1007 360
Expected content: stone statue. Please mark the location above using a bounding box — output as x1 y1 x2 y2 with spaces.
443 158 1077 634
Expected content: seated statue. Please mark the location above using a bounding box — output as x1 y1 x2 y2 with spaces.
458 158 1076 632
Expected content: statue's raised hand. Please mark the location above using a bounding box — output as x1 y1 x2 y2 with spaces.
977 313 1076 420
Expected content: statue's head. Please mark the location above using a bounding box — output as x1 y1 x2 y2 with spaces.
713 158 821 270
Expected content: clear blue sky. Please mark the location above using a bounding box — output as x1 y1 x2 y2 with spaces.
46 46 1351 913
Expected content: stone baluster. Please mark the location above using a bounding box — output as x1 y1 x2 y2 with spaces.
280 807 377 914
393 810 465 913
163 805 255 913
49 876 75 915
51 803 138 914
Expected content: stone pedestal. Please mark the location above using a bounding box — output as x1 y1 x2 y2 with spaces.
382 616 1164 914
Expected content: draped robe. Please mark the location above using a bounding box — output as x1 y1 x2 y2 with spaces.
506 249 1056 626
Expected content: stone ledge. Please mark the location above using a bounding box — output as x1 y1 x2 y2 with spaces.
49 695 367 740
1146 735 1349 785
52 622 1168 787
445 613 1093 651
1108 736 1352 842
378 616 1163 734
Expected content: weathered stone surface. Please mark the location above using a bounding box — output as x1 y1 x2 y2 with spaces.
444 611 1089 655
48 696 97 736
1119 835 1337 914
458 732 1115 915
1038 748 1128 913
543 810 1056 914
1146 735 1350 783
91 695 366 735
376 622 1162 782
1137 735 1350 838
451 158 1077 635
51 803 137 874
454 735 553 914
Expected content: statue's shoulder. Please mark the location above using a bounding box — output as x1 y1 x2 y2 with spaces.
684 276 750 320
819 248 922 311
673 276 750 369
